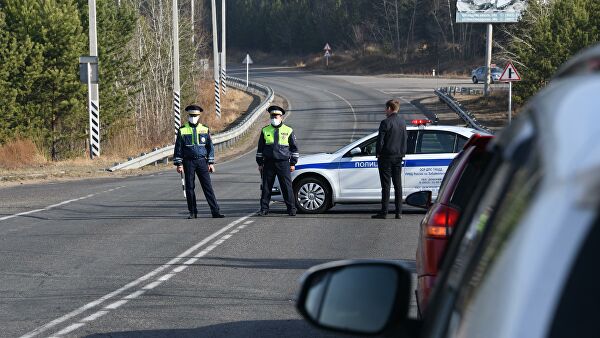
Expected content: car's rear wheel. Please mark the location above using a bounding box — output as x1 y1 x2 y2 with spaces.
472 76 478 84
295 177 331 214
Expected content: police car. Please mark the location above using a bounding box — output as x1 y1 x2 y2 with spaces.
274 120 488 213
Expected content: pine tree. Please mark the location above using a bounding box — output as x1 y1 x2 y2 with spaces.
2 0 86 160
508 0 600 103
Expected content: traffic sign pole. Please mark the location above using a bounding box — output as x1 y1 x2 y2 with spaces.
242 54 253 88
499 61 521 125
509 81 512 124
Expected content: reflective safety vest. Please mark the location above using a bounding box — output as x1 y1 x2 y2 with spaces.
180 123 209 146
262 124 293 146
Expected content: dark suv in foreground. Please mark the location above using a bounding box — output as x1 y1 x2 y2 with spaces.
295 44 600 338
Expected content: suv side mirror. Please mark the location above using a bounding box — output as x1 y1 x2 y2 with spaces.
296 260 413 336
406 191 432 209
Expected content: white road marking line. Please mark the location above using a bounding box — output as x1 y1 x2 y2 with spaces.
81 310 109 322
172 265 188 273
213 239 225 245
52 323 85 336
142 281 163 290
230 229 240 234
0 209 44 221
104 299 129 310
221 234 232 240
324 89 357 142
159 273 174 282
1 186 124 222
24 213 253 338
205 244 218 251
184 258 198 265
194 249 211 258
123 290 146 300
243 220 254 225
375 89 414 105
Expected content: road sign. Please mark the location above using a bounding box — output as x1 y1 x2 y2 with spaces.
324 50 331 57
242 54 253 64
242 54 253 87
323 43 331 51
500 62 521 82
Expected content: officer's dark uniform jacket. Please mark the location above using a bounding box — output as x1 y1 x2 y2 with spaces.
174 122 215 165
256 124 299 165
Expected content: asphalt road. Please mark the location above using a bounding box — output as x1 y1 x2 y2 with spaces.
0 68 470 337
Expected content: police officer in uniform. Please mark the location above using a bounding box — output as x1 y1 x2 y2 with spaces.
174 105 225 219
256 105 299 216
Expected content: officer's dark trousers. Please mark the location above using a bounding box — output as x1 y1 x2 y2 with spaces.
378 157 403 214
183 158 220 215
260 160 295 213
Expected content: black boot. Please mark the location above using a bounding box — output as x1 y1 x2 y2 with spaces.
188 212 197 219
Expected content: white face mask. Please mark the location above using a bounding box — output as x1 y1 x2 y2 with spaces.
271 118 281 127
188 116 200 124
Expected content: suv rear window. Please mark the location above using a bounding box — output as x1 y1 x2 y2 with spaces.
449 150 493 210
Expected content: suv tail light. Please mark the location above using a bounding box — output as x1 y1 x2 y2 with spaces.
463 134 493 152
425 204 460 239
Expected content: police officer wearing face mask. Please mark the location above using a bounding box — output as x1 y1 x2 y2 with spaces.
174 105 225 219
256 105 299 216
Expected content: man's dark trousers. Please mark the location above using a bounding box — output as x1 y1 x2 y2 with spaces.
378 157 403 215
183 158 220 215
260 160 295 213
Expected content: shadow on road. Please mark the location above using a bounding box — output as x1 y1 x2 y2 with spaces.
84 319 357 338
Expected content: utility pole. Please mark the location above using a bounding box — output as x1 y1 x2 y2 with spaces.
88 0 100 158
173 0 181 134
484 24 493 96
211 0 221 118
191 0 195 45
220 0 227 96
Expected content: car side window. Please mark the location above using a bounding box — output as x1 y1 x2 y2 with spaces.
454 136 468 152
344 138 376 157
406 130 417 155
416 131 457 154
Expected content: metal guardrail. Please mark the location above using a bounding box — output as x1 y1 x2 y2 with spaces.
434 87 493 134
108 76 274 171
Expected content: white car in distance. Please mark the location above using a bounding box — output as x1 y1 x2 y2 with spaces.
273 120 488 213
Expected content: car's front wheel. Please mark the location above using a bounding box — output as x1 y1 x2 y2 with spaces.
472 76 478 84
294 176 331 214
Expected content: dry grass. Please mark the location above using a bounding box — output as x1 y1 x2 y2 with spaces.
452 92 518 131
194 80 255 133
0 79 257 185
0 138 47 169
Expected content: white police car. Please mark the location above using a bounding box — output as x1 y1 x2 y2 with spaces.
274 120 488 213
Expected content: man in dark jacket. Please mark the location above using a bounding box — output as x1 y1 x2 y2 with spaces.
373 99 407 219
174 105 224 219
256 105 299 216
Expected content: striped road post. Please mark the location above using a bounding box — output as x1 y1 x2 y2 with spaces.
79 56 99 159
211 0 221 118
173 91 181 133
173 0 181 134
89 95 100 158
220 0 227 96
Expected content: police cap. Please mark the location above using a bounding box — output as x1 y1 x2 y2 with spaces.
185 104 203 115
267 105 285 116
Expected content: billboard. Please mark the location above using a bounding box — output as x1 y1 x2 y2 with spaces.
456 0 527 23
